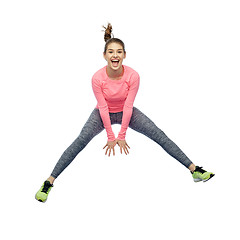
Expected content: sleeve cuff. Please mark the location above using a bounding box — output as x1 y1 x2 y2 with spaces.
117 133 125 141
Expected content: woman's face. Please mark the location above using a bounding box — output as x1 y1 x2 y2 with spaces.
103 42 126 71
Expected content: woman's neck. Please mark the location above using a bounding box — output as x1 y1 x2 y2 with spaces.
106 65 124 80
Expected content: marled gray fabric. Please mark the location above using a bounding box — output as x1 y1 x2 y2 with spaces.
51 107 192 178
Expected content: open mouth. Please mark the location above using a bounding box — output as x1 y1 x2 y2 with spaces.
111 59 120 67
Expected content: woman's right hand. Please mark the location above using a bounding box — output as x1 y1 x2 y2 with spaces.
103 140 117 157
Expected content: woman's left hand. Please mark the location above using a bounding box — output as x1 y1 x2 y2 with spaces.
116 139 130 155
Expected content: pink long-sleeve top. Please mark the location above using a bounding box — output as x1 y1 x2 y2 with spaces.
92 65 140 141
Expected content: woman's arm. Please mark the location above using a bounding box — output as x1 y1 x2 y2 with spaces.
92 77 115 141
117 72 140 140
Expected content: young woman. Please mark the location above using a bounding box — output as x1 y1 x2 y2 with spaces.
35 23 214 202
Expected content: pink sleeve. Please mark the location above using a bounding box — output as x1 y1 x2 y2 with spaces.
92 77 116 141
117 72 140 140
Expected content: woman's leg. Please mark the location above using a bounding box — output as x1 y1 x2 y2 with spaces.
129 107 194 169
49 108 105 182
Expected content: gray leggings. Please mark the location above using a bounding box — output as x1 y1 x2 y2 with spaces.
51 107 193 179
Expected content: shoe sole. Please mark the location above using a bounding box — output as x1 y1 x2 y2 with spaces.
194 173 215 183
194 178 203 182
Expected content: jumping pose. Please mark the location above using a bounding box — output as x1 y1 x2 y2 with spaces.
35 23 214 202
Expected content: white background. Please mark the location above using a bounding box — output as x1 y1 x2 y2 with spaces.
1 0 239 239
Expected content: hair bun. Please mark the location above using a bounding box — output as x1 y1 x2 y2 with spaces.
103 23 113 42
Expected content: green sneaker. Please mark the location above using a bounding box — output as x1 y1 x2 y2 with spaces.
35 181 53 202
192 166 215 182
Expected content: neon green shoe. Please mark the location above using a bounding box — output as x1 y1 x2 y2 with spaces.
35 181 53 202
192 166 215 182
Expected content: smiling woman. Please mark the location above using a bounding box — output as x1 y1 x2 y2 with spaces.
103 23 126 80
35 23 215 203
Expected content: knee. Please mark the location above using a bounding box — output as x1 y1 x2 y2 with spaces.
76 135 91 147
151 128 169 145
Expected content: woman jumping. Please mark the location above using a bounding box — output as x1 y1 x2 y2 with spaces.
35 23 214 202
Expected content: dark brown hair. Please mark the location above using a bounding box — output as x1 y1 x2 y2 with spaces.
102 23 126 53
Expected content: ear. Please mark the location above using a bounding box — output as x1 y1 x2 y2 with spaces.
103 52 107 61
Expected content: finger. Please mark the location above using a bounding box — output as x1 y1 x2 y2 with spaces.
125 144 130 153
108 148 111 157
120 146 122 154
113 147 115 156
123 147 129 155
105 147 109 155
126 143 130 149
103 144 107 149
